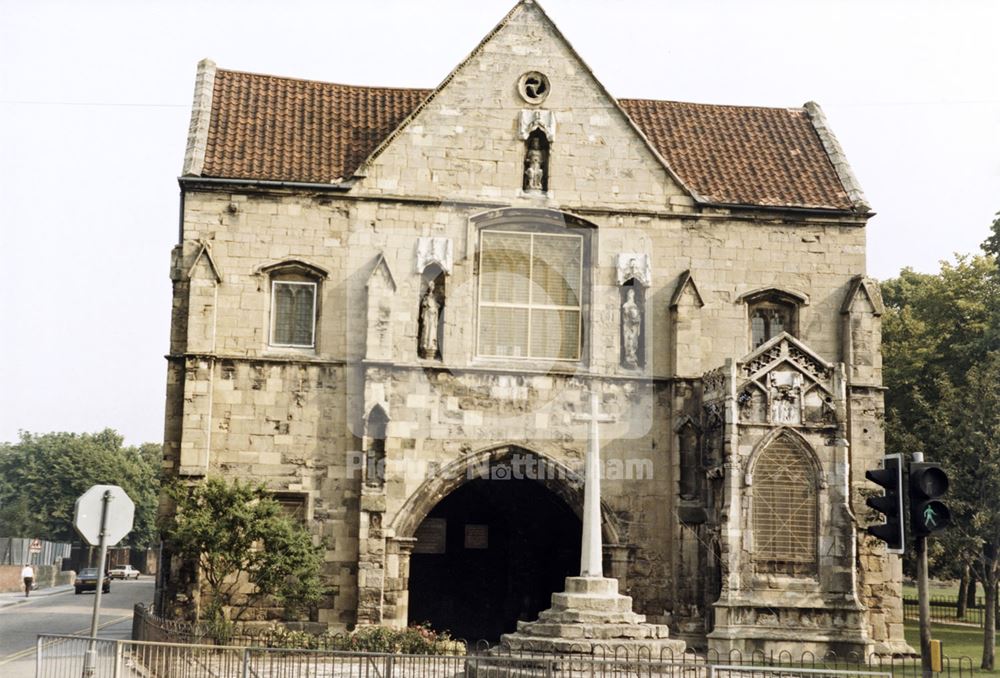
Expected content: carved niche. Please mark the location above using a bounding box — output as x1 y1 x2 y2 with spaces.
519 109 555 193
365 254 397 361
617 254 650 370
736 334 837 428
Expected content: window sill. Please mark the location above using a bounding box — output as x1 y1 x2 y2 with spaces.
264 345 317 358
469 357 585 374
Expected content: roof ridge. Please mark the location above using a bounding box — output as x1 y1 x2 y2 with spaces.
215 66 434 93
215 67 812 114
619 97 806 112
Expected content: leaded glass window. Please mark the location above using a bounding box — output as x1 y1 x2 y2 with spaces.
749 300 795 348
271 280 317 347
752 434 818 575
477 230 582 360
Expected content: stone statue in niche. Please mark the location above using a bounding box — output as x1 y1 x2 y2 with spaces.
525 136 545 191
768 371 802 425
621 288 642 369
419 281 441 359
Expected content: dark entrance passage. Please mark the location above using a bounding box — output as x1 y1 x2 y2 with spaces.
408 477 581 642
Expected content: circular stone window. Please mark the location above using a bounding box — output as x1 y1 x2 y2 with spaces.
518 71 550 105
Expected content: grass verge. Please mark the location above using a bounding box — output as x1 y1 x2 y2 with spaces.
904 619 999 674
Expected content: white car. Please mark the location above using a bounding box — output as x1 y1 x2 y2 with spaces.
108 564 140 580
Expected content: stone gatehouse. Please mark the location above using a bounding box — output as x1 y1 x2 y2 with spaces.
157 0 906 656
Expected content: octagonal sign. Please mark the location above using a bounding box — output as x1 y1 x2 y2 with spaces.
74 485 135 546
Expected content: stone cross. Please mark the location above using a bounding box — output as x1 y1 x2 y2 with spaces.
573 391 615 578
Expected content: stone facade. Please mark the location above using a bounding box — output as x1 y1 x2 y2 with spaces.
158 0 906 655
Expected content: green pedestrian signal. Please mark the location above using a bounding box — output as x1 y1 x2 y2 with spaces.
909 462 951 537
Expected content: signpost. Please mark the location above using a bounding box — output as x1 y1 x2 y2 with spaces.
73 485 134 678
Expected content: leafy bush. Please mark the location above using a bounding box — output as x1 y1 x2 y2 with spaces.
260 623 465 655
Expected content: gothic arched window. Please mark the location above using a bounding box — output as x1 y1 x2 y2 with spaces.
751 433 818 575
259 259 328 349
741 288 807 349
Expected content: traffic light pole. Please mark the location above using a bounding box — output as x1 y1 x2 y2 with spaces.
912 451 932 678
917 533 932 678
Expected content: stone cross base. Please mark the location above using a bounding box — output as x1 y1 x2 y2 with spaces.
499 577 687 657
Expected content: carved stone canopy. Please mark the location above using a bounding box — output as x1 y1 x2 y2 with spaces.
616 253 652 288
736 333 838 428
415 237 453 275
518 109 556 142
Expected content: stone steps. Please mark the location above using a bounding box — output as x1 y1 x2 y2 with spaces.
500 633 687 656
499 576 687 658
515 620 673 640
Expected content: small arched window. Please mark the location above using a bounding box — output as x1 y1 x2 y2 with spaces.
741 288 807 349
751 432 818 575
259 260 327 349
366 406 389 488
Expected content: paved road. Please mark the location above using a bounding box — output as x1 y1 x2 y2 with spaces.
0 577 154 677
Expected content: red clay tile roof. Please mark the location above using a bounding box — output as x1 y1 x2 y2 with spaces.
618 99 852 210
199 68 853 211
203 69 430 184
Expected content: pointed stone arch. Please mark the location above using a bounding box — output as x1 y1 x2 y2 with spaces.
390 443 623 546
746 427 823 483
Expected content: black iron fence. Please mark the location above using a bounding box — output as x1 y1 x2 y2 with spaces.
39 634 980 678
902 596 994 627
133 606 977 678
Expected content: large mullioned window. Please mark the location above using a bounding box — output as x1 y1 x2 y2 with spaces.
752 433 818 575
477 230 582 361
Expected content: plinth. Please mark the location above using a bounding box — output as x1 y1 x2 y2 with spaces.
500 576 686 657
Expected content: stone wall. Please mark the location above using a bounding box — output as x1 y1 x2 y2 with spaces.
160 1 898 651
0 565 74 593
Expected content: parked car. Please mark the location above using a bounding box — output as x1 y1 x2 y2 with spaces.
75 568 110 594
108 564 140 580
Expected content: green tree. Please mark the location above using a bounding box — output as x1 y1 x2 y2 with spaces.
981 211 1000 259
882 240 1000 668
943 353 1000 668
0 430 161 546
161 477 325 628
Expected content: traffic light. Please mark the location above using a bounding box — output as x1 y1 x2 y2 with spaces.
909 462 951 537
865 453 904 553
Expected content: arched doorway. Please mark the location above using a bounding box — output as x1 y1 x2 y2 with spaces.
407 475 581 642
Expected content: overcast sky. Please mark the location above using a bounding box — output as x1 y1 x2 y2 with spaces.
1 0 998 446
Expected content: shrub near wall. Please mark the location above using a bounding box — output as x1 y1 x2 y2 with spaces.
262 623 466 655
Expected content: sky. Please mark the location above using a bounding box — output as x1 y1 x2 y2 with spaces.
1 0 998 446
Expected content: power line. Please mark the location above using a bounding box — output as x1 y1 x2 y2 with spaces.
0 100 187 109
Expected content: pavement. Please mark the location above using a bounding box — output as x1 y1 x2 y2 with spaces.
0 584 75 609
0 578 153 678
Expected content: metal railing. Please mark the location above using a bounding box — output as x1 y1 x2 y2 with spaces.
37 634 975 678
902 596 996 627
